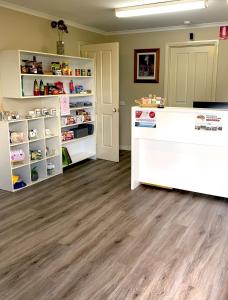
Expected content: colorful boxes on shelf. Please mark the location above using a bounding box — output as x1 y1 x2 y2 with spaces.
62 131 74 141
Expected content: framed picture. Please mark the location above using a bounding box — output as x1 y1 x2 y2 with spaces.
134 48 160 83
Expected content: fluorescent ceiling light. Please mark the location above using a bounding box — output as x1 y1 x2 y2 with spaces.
115 0 208 18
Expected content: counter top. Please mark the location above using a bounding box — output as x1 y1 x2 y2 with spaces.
132 106 228 114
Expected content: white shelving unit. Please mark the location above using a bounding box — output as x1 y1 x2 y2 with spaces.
0 50 94 99
61 94 96 167
0 50 96 191
0 116 62 192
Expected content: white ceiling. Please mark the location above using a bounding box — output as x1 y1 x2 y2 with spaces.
1 0 228 33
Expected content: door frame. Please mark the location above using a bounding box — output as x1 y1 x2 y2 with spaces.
164 40 219 106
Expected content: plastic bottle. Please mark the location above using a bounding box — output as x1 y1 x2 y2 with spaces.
69 80 74 94
33 79 40 96
39 80 45 96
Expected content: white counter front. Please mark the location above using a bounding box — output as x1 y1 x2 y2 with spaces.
131 106 228 198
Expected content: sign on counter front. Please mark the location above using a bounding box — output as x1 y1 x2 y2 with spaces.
195 114 223 131
135 110 156 128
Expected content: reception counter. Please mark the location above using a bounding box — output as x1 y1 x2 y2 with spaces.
131 106 228 198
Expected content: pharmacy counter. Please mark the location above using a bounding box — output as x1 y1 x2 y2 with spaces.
131 106 228 198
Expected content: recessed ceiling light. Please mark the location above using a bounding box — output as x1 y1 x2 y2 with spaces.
115 0 208 18
184 20 191 25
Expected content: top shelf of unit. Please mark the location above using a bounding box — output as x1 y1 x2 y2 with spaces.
21 74 93 78
19 50 93 61
19 93 94 99
8 115 57 123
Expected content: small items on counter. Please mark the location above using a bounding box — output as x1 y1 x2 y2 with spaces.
135 94 166 108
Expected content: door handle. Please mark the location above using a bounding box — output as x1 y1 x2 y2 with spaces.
113 108 117 112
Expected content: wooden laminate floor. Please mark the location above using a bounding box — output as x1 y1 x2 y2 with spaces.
0 151 228 300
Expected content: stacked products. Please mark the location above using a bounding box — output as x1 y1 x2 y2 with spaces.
21 58 92 77
33 79 91 97
21 56 43 74
62 124 94 142
70 101 92 108
61 109 92 126
33 80 65 96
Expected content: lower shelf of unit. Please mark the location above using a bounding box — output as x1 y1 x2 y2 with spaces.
12 162 30 170
63 151 96 168
12 172 62 192
62 135 94 145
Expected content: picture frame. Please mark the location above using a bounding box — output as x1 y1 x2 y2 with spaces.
134 48 160 83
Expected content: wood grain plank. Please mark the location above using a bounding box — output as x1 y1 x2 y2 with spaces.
0 151 227 300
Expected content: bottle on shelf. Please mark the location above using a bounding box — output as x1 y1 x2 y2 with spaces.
69 80 74 94
33 79 40 96
44 84 49 95
39 80 45 96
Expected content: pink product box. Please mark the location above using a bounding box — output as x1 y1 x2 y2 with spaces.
11 149 25 163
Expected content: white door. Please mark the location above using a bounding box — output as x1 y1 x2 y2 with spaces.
166 43 218 107
81 43 119 162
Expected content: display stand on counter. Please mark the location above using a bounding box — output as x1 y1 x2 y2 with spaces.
0 50 96 191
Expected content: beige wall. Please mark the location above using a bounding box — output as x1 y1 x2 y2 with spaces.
0 7 105 115
0 7 105 55
0 7 105 107
107 27 228 148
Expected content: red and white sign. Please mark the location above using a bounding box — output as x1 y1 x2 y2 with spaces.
135 110 156 128
219 26 228 40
